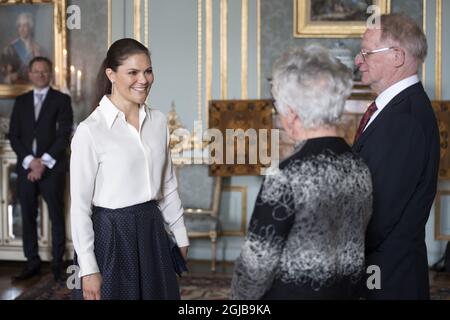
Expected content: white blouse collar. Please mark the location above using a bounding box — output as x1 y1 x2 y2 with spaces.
98 95 148 129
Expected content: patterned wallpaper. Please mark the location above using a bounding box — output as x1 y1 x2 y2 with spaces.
261 0 423 97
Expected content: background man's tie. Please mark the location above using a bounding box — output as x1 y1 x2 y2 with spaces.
32 93 45 154
34 93 44 120
353 101 378 144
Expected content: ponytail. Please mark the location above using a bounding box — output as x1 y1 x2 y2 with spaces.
93 58 112 109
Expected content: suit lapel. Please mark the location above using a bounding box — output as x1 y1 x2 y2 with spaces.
353 83 423 150
23 91 36 126
353 103 390 149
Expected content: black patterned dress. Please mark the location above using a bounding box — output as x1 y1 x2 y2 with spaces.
231 137 373 300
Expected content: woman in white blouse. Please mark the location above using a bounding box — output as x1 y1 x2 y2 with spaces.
70 38 189 300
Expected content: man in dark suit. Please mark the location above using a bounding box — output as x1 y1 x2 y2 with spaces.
353 13 439 299
9 56 73 281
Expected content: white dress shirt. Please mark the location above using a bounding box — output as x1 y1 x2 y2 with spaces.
22 86 57 170
70 96 189 277
364 75 420 131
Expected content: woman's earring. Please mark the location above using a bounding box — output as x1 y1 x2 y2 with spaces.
111 81 114 95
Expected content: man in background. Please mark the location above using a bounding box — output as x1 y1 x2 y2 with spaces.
9 56 73 281
353 13 440 299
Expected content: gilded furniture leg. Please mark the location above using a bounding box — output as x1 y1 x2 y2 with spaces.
210 231 217 272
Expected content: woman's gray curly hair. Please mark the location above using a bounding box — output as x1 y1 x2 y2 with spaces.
271 44 353 129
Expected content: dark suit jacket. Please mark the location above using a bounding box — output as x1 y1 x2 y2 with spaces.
353 82 440 299
8 88 73 175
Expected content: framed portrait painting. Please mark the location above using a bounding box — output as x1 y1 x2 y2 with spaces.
0 0 67 98
294 0 391 38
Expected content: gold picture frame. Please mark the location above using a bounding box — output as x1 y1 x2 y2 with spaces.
434 190 450 241
0 0 67 98
294 0 391 38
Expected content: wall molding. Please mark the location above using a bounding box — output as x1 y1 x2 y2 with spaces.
220 0 228 99
422 0 426 86
241 0 248 99
197 0 203 123
134 0 141 42
205 0 213 125
144 0 149 47
107 0 112 47
257 0 261 98
435 0 442 99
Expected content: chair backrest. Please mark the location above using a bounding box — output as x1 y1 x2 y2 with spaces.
175 164 221 216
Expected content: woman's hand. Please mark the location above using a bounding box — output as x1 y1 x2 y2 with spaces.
179 246 189 260
82 272 102 300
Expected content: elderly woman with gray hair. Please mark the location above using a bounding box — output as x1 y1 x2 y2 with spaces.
231 45 373 300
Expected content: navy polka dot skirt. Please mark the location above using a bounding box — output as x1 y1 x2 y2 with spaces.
72 201 181 300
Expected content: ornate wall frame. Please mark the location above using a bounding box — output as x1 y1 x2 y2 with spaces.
0 0 66 98
294 0 391 38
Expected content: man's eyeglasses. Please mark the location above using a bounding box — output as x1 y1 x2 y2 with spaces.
358 47 397 61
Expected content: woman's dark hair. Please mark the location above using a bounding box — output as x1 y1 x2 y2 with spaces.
93 38 150 108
